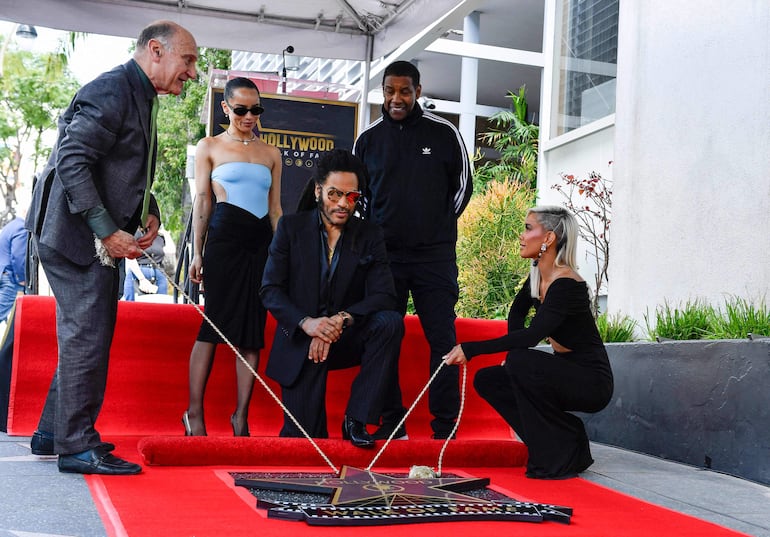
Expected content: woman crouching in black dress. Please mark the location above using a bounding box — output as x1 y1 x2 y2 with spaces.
443 205 613 479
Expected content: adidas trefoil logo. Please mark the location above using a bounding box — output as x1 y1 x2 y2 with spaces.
421 147 432 155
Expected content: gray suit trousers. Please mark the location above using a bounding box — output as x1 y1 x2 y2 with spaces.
35 240 120 455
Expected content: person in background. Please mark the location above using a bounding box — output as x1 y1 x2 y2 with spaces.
353 60 472 440
122 231 167 300
260 149 403 448
443 206 614 479
183 77 282 437
0 216 27 322
25 20 198 475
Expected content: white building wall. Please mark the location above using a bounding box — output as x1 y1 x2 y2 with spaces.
610 1 770 327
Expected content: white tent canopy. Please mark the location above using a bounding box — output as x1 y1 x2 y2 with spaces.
0 0 472 61
1 0 544 119
2 0 546 150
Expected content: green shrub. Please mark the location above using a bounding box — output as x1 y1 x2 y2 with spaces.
597 312 637 342
644 299 716 341
644 296 769 341
711 296 770 339
456 180 535 319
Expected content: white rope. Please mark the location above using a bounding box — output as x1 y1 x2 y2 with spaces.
436 362 467 477
138 248 467 476
365 359 467 474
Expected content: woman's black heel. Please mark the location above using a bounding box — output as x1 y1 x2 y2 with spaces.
182 411 193 436
231 413 250 437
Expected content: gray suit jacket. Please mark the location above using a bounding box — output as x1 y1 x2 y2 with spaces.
26 60 160 265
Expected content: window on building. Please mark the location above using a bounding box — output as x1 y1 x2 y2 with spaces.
555 0 619 136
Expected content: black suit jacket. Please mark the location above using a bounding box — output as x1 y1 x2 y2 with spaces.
26 60 160 265
260 209 397 386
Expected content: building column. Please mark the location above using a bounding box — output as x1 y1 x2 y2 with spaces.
459 11 480 156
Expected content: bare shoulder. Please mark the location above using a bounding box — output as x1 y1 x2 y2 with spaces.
568 269 584 283
555 268 584 284
258 139 282 168
194 135 222 156
263 139 281 159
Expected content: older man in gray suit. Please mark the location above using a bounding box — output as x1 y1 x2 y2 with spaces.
25 21 197 475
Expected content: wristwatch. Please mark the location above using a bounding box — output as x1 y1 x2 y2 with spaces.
338 311 352 328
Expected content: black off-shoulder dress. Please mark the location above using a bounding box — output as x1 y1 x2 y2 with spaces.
462 277 614 479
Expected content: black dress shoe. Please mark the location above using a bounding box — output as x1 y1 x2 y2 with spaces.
58 447 141 475
371 421 408 440
31 431 115 456
30 431 54 455
341 416 374 449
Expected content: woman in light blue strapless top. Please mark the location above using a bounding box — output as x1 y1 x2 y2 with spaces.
182 77 282 437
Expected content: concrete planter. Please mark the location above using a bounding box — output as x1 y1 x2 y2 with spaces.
581 338 770 485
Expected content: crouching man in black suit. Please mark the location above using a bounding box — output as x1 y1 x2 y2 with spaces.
260 149 403 448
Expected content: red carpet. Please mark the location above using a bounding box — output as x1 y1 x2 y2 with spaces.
7 296 751 536
138 436 528 467
87 436 749 537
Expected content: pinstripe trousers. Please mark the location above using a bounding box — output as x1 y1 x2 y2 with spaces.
34 240 120 455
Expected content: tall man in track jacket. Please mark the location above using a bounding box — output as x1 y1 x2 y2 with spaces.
353 60 472 439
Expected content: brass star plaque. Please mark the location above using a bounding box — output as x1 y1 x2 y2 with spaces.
233 466 572 526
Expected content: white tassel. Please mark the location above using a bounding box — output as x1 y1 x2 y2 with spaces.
94 235 115 267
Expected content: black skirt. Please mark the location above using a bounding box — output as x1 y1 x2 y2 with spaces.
196 202 272 349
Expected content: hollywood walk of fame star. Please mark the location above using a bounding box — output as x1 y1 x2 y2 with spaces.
233 466 572 526
235 465 491 507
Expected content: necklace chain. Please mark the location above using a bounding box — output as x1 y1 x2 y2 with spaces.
225 129 257 145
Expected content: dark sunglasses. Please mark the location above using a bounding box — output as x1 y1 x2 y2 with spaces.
323 186 362 205
227 102 264 116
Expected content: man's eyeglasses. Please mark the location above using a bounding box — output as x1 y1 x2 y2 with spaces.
227 102 264 116
323 186 362 205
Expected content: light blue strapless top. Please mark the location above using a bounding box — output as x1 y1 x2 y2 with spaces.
211 162 271 218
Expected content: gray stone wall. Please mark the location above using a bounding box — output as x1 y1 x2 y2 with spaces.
581 339 770 485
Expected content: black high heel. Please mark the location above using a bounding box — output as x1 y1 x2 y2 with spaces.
182 411 206 436
182 411 193 436
231 413 250 437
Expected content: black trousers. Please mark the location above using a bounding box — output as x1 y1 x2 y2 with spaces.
279 310 403 438
474 348 613 478
379 260 460 437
